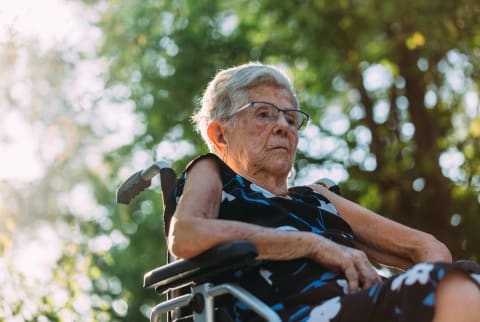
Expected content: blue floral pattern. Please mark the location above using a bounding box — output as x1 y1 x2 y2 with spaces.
308 297 341 322
391 263 435 291
176 154 480 321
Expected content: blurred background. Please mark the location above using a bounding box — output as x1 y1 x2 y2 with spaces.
1 0 479 320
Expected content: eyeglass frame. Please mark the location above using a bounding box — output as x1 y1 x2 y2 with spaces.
229 100 310 130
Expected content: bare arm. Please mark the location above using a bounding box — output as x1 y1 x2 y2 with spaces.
168 158 381 292
168 157 316 260
310 184 453 270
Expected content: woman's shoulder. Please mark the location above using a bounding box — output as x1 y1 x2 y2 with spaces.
181 153 238 185
184 153 222 172
175 154 223 199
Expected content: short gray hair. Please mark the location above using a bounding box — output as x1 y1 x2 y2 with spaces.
192 62 298 152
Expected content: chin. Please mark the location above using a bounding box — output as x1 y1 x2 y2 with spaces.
270 161 293 175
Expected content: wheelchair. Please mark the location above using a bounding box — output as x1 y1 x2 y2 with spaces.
117 161 343 322
116 160 282 322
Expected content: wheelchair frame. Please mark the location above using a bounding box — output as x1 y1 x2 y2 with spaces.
117 161 282 322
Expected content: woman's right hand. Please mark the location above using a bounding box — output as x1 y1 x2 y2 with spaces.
307 234 381 293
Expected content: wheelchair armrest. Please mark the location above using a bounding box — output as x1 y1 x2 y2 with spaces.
143 240 258 294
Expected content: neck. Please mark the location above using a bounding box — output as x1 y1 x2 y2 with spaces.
232 167 290 196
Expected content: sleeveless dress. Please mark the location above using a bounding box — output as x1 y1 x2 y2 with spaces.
174 154 480 322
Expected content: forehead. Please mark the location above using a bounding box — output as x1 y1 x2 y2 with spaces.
248 84 296 106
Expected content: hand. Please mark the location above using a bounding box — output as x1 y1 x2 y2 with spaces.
308 235 381 293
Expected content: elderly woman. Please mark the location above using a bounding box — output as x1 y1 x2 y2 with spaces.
168 62 480 322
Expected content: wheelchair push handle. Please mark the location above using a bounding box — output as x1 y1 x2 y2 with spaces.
116 161 170 204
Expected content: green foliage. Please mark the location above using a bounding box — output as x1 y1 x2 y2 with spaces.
86 0 480 319
3 0 480 320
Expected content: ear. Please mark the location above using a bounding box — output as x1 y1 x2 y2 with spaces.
207 121 228 154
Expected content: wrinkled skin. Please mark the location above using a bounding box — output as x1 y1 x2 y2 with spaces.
218 84 298 195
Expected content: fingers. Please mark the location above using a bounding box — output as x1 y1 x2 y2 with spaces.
344 264 360 293
342 248 381 293
309 235 381 293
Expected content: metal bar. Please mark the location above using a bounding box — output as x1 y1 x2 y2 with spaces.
150 293 192 322
192 284 214 322
208 283 281 322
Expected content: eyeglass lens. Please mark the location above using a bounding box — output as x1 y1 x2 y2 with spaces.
251 102 308 129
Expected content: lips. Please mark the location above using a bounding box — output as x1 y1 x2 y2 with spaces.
270 145 289 151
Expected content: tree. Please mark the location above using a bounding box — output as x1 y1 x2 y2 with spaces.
248 0 480 258
81 0 480 320
0 33 106 320
0 14 152 321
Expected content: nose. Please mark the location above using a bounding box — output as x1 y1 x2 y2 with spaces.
277 111 291 125
273 111 291 134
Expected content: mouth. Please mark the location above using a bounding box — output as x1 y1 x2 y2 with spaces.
270 146 289 152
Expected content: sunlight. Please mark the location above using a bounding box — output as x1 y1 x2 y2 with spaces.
439 147 466 182
12 225 63 282
362 64 393 92
0 0 85 182
465 91 479 117
0 2 135 319
0 111 45 181
0 0 80 49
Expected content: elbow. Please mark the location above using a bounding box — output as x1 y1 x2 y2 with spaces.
167 216 204 259
167 234 188 259
168 239 193 260
433 238 453 262
415 233 452 263
168 216 191 259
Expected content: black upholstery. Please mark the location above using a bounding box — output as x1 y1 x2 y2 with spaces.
158 167 178 236
143 240 258 294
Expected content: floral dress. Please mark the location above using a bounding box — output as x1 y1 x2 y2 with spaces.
174 154 480 322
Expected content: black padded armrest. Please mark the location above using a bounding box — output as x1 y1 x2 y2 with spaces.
143 240 258 294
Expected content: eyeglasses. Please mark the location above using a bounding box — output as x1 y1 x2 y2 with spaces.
232 101 309 130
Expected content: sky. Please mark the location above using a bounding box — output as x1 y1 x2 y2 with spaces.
0 0 84 49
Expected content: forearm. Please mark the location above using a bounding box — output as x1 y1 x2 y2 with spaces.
355 225 452 266
353 240 413 270
168 215 317 260
313 185 452 266
169 209 382 293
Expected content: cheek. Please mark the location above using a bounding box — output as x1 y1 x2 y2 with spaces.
245 124 270 145
290 134 299 152
231 122 268 152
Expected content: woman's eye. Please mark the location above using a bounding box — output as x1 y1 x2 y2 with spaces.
258 111 270 118
285 116 296 125
255 107 274 119
285 113 297 126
